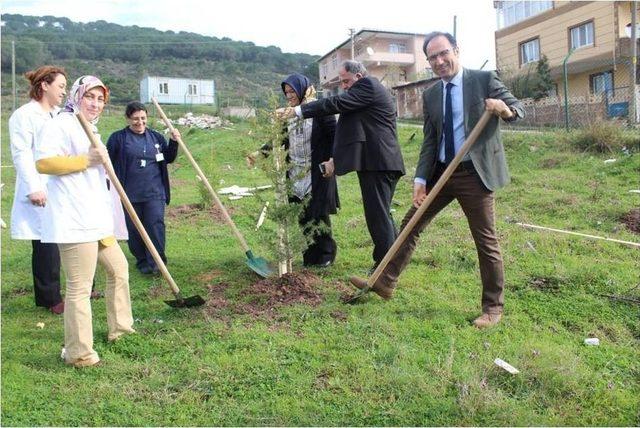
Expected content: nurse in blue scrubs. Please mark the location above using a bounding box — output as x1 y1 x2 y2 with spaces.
106 101 180 274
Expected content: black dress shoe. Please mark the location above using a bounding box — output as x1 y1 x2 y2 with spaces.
138 265 153 275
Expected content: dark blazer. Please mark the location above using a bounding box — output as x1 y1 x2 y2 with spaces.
262 115 339 218
416 69 525 191
106 127 179 204
300 76 405 176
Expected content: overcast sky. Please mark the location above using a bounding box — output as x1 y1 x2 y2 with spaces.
2 0 499 69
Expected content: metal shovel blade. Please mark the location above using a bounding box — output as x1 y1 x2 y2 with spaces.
245 251 273 278
164 294 206 308
344 287 372 304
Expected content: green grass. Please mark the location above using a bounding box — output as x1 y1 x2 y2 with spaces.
2 111 639 426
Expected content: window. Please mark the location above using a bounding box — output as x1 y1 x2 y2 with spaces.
331 54 337 69
188 84 197 95
520 38 540 65
590 70 613 96
497 1 553 29
389 43 407 53
570 21 594 50
158 82 168 95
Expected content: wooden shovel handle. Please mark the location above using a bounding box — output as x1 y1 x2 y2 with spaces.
151 98 251 252
368 110 493 286
76 112 182 296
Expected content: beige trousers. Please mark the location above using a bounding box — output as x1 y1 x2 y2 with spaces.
58 241 135 367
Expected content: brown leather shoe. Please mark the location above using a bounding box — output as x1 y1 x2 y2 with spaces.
473 313 502 329
49 301 64 315
349 276 394 300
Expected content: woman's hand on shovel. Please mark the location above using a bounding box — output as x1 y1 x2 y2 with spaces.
88 144 109 166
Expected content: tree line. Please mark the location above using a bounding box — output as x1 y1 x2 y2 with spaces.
1 14 320 106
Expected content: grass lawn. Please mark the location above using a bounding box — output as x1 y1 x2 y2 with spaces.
2 109 639 426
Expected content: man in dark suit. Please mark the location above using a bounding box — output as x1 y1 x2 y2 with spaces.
278 60 405 269
350 32 525 329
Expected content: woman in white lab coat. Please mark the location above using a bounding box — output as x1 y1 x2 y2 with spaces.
35 75 135 368
9 65 67 314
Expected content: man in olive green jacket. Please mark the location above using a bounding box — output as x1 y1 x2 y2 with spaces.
350 31 524 329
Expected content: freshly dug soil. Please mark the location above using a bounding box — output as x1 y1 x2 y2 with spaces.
166 203 234 223
204 271 325 319
621 208 640 234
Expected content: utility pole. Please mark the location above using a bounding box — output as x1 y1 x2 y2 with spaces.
631 1 638 123
453 15 457 40
12 40 16 111
349 28 355 60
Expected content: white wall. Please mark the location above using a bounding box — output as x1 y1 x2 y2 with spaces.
140 76 215 105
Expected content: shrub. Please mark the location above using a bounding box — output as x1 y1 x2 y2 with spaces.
562 121 639 153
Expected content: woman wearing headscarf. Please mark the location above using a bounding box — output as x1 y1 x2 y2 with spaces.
35 75 135 368
106 101 180 275
9 65 67 314
249 73 339 267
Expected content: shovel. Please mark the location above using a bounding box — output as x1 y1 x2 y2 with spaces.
76 112 205 308
346 110 493 303
151 98 273 278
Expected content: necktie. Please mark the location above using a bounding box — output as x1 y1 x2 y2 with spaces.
444 82 455 164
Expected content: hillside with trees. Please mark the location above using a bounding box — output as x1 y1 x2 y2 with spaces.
0 14 320 107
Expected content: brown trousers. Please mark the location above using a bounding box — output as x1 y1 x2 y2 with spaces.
379 163 504 314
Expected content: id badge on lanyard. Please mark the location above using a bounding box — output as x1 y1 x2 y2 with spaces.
154 144 164 162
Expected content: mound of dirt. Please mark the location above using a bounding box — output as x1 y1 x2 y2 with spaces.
204 271 325 319
166 203 234 223
621 208 640 234
243 272 323 307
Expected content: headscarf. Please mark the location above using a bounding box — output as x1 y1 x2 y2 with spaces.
281 73 316 105
63 75 110 118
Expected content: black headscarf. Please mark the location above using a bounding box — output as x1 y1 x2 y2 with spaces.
281 73 311 103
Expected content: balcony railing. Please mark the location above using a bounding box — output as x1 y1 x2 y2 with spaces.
355 52 415 66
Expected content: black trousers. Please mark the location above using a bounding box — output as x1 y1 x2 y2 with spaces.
290 196 337 266
31 240 62 308
357 171 400 265
124 199 167 270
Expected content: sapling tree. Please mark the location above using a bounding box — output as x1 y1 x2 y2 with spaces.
248 96 320 277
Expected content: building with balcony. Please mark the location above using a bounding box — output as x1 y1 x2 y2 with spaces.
494 1 639 123
317 29 431 97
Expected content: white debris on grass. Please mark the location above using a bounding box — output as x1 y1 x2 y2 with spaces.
604 158 617 164
584 337 600 346
162 112 234 130
629 190 640 194
219 184 272 200
36 322 45 329
494 358 520 374
255 202 269 230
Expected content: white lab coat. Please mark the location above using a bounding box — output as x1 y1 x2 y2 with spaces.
9 100 58 240
35 113 115 244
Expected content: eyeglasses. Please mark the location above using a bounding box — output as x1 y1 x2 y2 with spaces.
427 48 454 63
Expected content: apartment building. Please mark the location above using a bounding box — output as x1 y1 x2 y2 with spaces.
317 29 431 96
494 1 639 123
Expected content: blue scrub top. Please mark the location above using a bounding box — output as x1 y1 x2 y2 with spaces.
123 129 166 203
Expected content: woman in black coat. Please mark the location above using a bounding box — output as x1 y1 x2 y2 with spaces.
250 73 339 267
